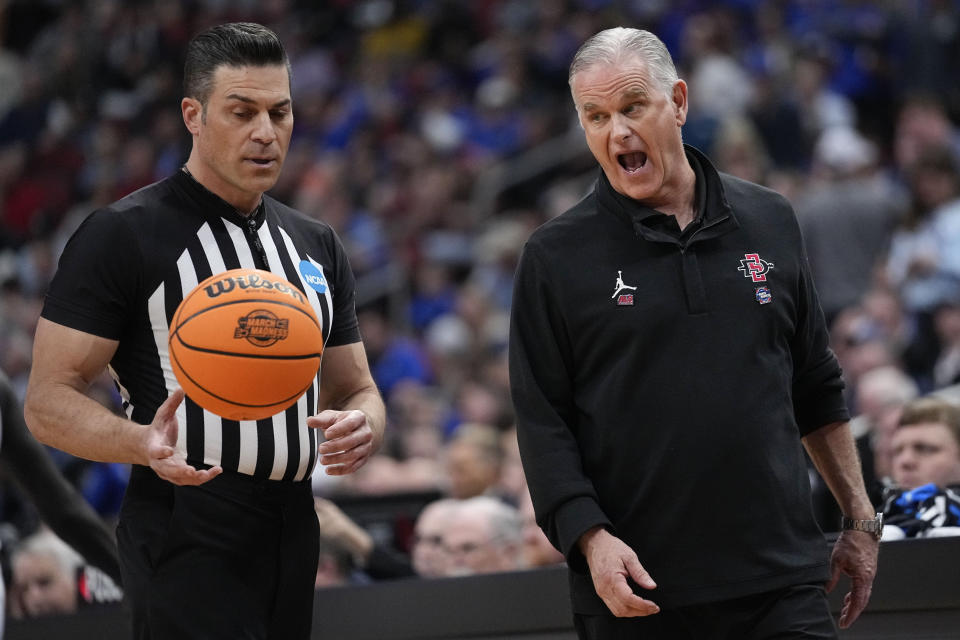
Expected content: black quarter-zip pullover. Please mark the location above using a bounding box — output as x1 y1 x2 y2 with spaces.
509 146 848 611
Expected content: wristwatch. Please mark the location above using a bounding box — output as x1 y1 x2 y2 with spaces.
840 512 884 540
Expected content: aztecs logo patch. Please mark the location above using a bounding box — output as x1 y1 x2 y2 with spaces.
738 253 774 282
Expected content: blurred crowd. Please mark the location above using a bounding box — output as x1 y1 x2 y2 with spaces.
2 0 960 617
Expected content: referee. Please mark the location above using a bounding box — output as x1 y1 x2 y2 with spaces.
24 23 385 639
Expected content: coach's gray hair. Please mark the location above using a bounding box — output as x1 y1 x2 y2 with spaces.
568 27 679 99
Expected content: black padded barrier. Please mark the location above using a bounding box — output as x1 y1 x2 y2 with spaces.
7 536 959 640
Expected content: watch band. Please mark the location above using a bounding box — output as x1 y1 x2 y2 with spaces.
840 512 884 540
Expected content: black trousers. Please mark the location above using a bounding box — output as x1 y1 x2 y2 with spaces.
117 465 319 640
574 583 838 640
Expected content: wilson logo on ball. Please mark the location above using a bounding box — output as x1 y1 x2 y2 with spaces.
203 272 307 304
234 310 290 347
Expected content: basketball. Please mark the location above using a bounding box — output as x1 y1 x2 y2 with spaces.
168 268 323 420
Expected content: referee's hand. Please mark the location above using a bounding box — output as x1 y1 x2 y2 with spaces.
309 409 375 476
145 389 222 485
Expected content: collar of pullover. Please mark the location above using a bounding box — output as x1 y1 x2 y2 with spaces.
173 168 267 231
597 144 738 247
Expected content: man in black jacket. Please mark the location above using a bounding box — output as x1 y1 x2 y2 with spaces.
509 27 880 639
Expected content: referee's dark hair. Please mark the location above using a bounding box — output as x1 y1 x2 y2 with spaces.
184 22 291 110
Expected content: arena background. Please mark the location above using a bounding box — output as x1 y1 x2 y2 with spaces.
1 1 959 638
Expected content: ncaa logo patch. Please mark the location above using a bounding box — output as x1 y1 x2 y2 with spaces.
755 286 772 305
299 260 327 293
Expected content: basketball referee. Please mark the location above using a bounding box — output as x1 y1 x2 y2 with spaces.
24 23 385 639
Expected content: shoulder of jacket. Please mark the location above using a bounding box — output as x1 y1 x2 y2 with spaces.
718 172 799 233
100 178 178 220
527 191 598 247
719 172 791 212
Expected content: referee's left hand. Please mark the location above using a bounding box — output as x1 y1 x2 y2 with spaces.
826 530 879 629
309 409 374 475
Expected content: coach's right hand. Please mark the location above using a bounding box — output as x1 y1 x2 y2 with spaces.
145 389 222 485
578 526 660 617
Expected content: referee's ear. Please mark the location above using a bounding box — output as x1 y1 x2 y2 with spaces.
182 97 203 135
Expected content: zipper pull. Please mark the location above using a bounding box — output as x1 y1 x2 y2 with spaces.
245 216 269 268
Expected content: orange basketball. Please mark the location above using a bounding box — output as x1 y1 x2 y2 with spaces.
168 268 323 420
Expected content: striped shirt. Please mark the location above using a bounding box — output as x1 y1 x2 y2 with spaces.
42 171 361 481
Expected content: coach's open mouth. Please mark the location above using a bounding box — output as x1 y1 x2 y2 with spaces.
618 152 647 173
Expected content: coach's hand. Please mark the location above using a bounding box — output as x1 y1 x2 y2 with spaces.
826 530 879 628
145 389 222 485
309 409 374 475
579 526 660 617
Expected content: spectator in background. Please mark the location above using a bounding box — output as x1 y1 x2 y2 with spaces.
852 365 920 493
709 116 771 187
829 305 899 409
889 397 960 492
932 299 960 389
893 95 960 172
313 498 414 583
792 39 857 159
796 126 904 324
410 498 459 578
358 306 432 401
444 422 503 500
885 145 960 390
314 538 358 589
9 530 83 619
441 496 526 577
9 529 121 620
880 396 960 540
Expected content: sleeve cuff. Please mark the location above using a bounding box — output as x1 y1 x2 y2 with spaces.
553 495 611 573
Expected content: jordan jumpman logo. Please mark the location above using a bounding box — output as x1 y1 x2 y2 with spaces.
612 270 638 299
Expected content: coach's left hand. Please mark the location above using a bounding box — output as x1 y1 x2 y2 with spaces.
309 409 375 475
826 530 879 629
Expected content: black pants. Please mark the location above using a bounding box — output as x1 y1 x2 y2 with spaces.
117 465 319 640
574 583 838 640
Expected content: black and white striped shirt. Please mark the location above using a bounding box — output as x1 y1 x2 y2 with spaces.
42 171 361 481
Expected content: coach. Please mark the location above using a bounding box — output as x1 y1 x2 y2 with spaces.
509 27 879 639
24 23 384 639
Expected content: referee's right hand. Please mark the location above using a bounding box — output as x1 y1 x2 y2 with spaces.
145 389 222 485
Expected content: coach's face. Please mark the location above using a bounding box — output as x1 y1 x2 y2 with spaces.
572 55 689 209
183 64 293 213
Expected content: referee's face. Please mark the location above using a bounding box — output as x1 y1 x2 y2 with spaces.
184 64 293 213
